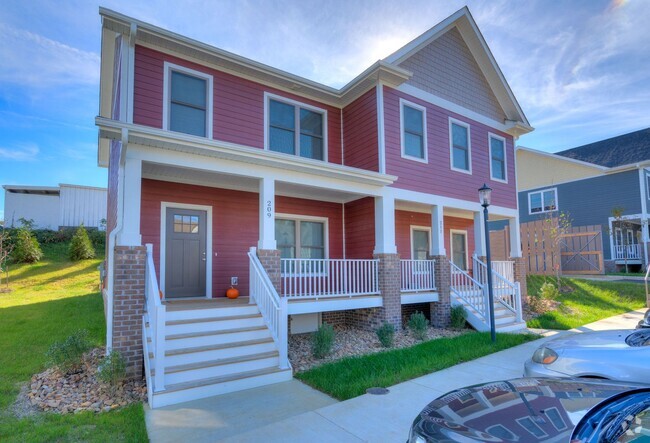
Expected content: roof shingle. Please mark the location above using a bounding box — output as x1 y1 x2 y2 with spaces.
556 128 650 167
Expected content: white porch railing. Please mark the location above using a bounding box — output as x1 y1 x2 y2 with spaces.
400 259 436 292
491 261 515 283
144 244 166 392
450 261 488 322
472 256 523 322
248 248 289 368
614 244 642 260
280 258 379 299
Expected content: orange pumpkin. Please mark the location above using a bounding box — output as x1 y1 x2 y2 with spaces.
226 287 240 299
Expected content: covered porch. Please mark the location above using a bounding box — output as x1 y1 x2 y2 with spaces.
608 215 649 267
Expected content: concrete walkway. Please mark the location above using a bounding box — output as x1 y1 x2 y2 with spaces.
145 309 646 442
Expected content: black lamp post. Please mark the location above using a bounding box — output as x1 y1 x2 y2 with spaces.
478 183 496 343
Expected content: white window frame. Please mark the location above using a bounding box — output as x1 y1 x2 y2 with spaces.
528 187 558 215
410 225 432 260
449 229 469 270
626 228 637 245
646 174 650 199
162 62 214 139
264 92 328 162
615 227 623 246
275 213 329 260
399 98 428 163
159 201 213 300
488 132 507 183
544 407 568 431
449 117 472 174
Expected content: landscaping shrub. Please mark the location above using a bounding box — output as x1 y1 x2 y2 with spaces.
33 229 74 245
528 280 561 314
89 229 106 248
46 329 92 373
408 311 428 341
450 305 467 329
97 350 127 390
539 281 560 299
376 322 395 348
312 323 335 359
69 225 96 260
11 228 43 263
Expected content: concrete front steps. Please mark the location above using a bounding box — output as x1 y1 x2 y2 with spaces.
451 293 527 333
145 300 292 408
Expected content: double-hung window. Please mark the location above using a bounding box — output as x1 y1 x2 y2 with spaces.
164 62 213 138
400 99 427 162
489 133 507 182
528 188 558 214
267 95 326 161
412 228 431 260
275 218 326 260
450 119 471 173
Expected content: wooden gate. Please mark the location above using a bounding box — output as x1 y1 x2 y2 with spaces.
520 219 604 275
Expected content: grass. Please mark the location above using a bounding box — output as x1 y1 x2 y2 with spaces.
606 272 645 277
526 275 647 330
296 332 538 401
0 242 148 442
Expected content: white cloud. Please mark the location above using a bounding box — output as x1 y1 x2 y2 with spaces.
0 23 100 88
0 143 39 161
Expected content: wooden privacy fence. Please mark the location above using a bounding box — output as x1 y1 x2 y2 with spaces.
520 219 604 275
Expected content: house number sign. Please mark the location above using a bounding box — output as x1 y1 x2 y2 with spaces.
266 200 273 218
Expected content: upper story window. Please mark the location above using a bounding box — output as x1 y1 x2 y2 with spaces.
529 188 558 214
489 133 507 182
163 62 213 138
266 93 326 161
449 118 471 173
400 99 427 162
275 216 326 259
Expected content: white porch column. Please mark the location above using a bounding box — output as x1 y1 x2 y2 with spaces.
642 217 649 267
509 215 522 258
431 205 446 256
258 177 277 250
117 157 142 246
374 194 396 254
473 211 486 257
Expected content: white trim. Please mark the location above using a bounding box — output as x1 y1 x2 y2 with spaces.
527 187 558 215
399 98 428 163
450 229 469 270
263 92 328 162
377 83 386 173
162 61 214 139
275 213 330 259
160 202 213 299
449 118 472 174
410 225 432 259
488 132 507 183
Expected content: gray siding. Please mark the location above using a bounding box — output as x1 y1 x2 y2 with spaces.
518 169 642 259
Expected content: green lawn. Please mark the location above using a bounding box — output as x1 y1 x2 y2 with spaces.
526 275 647 330
296 332 538 400
0 242 148 442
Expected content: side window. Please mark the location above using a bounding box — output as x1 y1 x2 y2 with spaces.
275 218 325 259
400 100 427 162
450 120 471 173
529 188 558 214
412 229 430 260
268 96 326 161
164 63 213 138
489 134 507 182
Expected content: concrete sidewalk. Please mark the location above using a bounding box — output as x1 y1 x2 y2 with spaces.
146 308 646 442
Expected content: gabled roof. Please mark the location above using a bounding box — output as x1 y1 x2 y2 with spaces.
384 7 531 133
556 128 650 168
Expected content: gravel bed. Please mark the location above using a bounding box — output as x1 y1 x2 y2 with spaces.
289 325 466 372
23 347 146 414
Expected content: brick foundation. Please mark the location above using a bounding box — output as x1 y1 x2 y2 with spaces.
322 311 348 327
430 255 451 327
402 303 431 326
112 246 146 378
375 253 402 329
257 249 281 294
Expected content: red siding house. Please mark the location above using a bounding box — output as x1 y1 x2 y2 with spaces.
96 7 533 407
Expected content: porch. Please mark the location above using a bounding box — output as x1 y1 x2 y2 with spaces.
609 216 648 267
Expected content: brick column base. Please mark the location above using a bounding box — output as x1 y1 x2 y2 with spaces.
430 255 451 328
375 253 402 330
112 246 146 379
257 249 281 294
512 257 528 305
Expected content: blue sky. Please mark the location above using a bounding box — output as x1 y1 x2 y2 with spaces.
1 0 649 220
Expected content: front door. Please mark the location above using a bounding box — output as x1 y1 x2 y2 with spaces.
165 208 207 298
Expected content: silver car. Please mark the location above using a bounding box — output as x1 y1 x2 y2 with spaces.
638 308 650 329
524 329 650 383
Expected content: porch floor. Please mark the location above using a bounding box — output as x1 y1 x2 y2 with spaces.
164 297 250 310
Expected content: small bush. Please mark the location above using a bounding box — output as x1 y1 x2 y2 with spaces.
46 329 92 373
97 350 127 389
88 229 106 248
450 305 467 329
408 311 428 341
312 323 335 359
539 281 560 300
376 322 395 348
69 225 96 260
11 228 43 263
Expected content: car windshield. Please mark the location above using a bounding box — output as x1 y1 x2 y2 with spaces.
625 330 650 347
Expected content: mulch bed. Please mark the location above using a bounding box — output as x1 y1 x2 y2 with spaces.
289 325 466 372
22 347 146 415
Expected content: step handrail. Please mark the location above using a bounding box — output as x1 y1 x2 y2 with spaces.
144 244 165 392
449 261 488 322
248 247 289 369
472 256 522 321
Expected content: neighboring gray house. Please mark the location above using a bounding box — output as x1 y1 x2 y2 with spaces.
516 128 650 272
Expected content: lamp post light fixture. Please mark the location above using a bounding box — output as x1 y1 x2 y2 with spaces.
478 183 497 343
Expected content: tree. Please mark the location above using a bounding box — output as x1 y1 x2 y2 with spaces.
0 229 13 292
540 210 572 286
69 225 96 260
